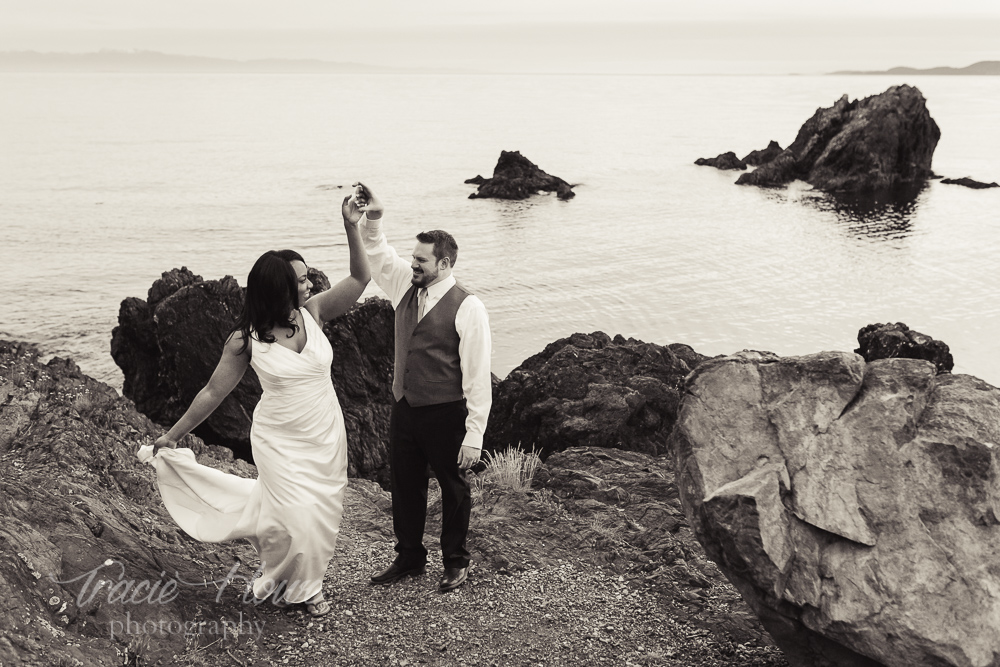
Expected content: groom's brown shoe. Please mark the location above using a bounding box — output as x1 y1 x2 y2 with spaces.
438 566 469 593
370 561 425 585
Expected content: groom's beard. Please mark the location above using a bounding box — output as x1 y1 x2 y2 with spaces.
411 267 438 287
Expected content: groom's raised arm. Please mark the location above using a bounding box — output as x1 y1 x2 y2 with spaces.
360 214 413 308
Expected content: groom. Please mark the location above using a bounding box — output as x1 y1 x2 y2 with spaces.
350 182 492 593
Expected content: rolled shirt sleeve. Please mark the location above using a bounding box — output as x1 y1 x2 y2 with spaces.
455 295 493 450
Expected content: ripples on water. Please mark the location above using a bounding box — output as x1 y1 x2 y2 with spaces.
1 73 998 389
803 182 926 242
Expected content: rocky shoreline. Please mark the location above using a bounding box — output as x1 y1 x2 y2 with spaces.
0 339 786 666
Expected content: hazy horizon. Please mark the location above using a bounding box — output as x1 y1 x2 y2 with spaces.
3 2 1000 75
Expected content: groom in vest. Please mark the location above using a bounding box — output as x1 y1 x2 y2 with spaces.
351 182 492 593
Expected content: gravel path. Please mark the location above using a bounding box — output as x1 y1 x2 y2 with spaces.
223 479 786 667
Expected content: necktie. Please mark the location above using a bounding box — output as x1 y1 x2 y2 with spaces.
417 288 428 321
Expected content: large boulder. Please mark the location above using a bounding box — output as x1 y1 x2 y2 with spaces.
671 350 1000 667
855 322 954 373
111 269 394 481
484 332 707 459
467 150 575 201
112 269 260 457
736 85 940 192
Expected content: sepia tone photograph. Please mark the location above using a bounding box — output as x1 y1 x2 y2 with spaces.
1 1 999 665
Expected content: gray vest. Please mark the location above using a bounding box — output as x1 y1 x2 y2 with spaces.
393 282 471 406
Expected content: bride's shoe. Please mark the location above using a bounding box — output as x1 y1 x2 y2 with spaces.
304 593 330 617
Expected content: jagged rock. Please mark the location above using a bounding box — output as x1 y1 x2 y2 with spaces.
147 265 202 305
112 270 261 459
112 269 395 481
941 177 999 189
742 141 784 166
672 349 1000 667
736 85 940 191
467 150 575 201
855 322 954 373
695 151 747 170
154 276 257 452
110 296 158 413
484 332 707 459
0 340 281 666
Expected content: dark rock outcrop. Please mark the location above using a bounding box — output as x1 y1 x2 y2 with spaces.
694 151 747 170
112 269 260 457
0 340 288 666
112 269 395 481
855 322 954 373
464 175 486 185
736 85 940 192
672 350 1000 667
484 332 707 459
941 176 999 189
321 297 395 483
741 141 784 166
467 150 575 201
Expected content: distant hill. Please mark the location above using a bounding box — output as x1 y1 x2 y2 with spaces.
831 61 1000 75
0 50 467 74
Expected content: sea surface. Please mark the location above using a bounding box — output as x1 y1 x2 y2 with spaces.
1 73 998 390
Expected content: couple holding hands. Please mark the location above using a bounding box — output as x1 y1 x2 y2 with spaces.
139 183 492 616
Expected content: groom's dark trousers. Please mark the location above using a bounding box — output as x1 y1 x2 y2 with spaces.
389 396 472 569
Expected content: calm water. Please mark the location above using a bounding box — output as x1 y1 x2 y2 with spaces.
1 73 998 389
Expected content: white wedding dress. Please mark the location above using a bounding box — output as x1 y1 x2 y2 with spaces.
137 307 348 603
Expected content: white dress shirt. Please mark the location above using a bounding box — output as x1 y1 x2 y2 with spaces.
361 214 493 451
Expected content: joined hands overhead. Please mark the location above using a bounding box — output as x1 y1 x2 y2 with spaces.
341 193 363 226
341 182 382 225
351 181 383 221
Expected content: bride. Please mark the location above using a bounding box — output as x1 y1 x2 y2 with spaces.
138 194 371 617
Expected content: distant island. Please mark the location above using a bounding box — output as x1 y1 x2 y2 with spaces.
831 61 1000 75
0 50 469 74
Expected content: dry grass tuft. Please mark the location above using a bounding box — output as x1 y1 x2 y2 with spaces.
471 446 543 503
482 446 542 492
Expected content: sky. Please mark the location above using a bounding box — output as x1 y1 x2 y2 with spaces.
2 0 1000 74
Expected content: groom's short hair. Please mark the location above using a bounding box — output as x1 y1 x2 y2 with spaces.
417 230 459 267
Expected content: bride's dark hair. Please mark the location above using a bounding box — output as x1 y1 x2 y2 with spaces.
231 249 305 355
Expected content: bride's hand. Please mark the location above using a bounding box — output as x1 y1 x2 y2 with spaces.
352 181 383 220
341 195 363 225
152 435 177 455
